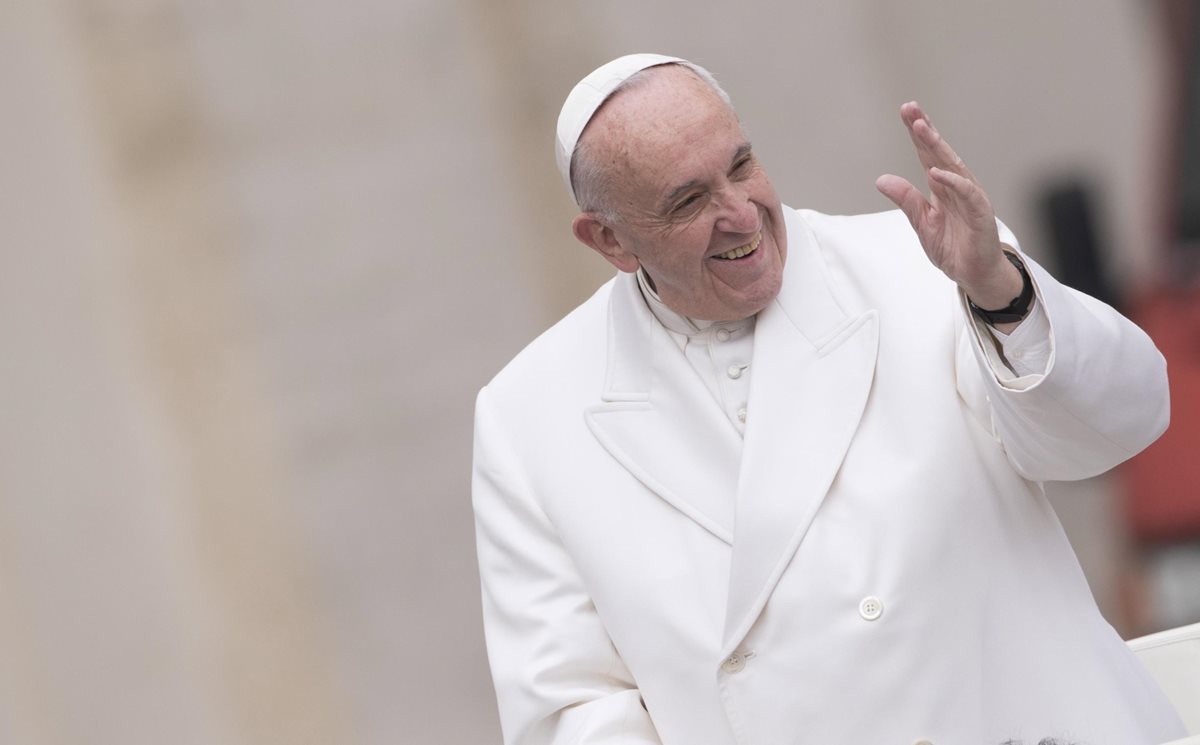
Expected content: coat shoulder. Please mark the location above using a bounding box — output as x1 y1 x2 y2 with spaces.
789 207 960 318
481 277 614 418
794 207 948 281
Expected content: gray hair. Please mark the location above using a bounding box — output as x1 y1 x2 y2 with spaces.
569 61 733 221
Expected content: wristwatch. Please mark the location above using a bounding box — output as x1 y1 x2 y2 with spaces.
967 251 1034 326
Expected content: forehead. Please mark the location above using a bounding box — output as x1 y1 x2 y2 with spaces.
582 67 743 194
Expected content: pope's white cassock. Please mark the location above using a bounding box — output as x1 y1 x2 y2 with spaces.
472 206 1187 745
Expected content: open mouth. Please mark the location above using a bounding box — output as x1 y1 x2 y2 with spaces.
713 233 761 261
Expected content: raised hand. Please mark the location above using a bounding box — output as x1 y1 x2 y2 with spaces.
875 101 1024 318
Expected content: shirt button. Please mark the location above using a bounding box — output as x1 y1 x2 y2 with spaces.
716 328 731 342
720 653 746 674
737 407 747 423
859 596 884 621
913 740 934 745
727 364 744 380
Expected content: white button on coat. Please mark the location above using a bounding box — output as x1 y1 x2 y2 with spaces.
727 364 745 380
716 328 731 342
737 407 747 423
859 596 884 621
720 653 746 674
913 740 934 745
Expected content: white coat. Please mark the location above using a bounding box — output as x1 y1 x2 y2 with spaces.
472 207 1186 745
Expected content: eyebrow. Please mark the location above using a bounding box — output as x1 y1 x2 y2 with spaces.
659 142 754 213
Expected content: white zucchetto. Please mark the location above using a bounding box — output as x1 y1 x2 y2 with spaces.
554 53 685 204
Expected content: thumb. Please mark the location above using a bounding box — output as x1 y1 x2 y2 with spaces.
875 174 926 231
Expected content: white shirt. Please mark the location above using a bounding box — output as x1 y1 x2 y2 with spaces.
637 269 755 436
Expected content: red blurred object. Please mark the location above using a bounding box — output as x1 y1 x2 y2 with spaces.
1124 290 1200 543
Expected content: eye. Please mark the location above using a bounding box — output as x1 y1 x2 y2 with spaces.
673 193 702 213
731 157 753 177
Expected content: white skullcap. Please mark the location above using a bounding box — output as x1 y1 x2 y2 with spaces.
555 53 685 204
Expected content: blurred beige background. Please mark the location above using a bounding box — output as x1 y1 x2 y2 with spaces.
0 0 1183 743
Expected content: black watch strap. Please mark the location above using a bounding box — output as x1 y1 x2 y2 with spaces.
967 251 1034 326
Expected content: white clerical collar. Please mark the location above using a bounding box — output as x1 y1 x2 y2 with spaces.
635 267 753 339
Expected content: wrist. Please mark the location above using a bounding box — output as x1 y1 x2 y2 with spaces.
967 250 1034 326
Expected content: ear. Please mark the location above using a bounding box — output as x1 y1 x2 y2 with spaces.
572 213 640 273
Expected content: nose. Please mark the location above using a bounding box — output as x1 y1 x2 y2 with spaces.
713 186 759 235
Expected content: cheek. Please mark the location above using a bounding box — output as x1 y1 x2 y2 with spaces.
750 174 781 209
653 230 710 273
655 254 703 292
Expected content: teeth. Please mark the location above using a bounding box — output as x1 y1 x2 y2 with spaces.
715 233 762 260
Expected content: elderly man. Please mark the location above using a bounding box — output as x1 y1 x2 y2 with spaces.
472 54 1186 745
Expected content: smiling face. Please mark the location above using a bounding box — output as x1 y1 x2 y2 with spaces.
571 65 787 322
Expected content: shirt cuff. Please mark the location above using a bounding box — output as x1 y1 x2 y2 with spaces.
976 297 1052 389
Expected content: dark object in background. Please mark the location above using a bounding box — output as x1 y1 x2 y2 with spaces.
1164 0 1200 283
1172 0 1200 266
1038 180 1120 311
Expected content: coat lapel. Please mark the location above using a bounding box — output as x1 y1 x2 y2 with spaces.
585 272 742 545
722 210 880 651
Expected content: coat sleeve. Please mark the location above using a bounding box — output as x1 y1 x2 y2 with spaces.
472 386 663 745
956 223 1170 482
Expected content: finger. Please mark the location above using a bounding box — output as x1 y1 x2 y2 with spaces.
899 100 924 129
929 167 992 220
900 105 940 174
899 101 946 173
926 169 966 221
926 167 953 212
894 104 944 204
875 174 929 230
911 117 976 181
898 101 976 181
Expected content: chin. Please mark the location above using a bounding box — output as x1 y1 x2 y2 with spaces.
742 276 784 315
716 294 778 322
